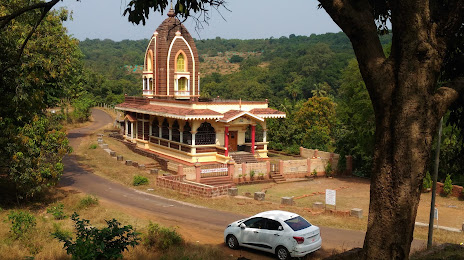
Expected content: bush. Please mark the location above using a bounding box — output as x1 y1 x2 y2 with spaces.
47 202 67 220
311 168 318 178
325 162 333 177
8 210 36 239
53 212 140 259
89 143 98 149
229 55 244 63
422 171 433 191
78 195 99 209
143 222 183 251
249 170 256 180
443 174 453 196
133 175 149 186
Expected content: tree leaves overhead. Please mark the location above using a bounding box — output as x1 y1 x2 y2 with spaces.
123 0 227 25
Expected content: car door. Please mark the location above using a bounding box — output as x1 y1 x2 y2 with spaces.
256 218 285 252
239 217 266 249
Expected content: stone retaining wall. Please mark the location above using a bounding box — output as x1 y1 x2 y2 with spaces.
156 175 232 197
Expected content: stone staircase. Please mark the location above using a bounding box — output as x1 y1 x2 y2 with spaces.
230 152 258 164
200 176 235 187
270 172 286 183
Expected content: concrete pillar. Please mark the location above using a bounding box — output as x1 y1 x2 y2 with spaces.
131 122 134 140
242 163 247 178
266 161 271 175
279 160 284 174
254 192 265 201
227 161 235 180
191 131 197 154
314 149 319 158
125 120 128 136
350 208 363 218
300 146 304 157
178 165 184 175
195 162 201 182
228 188 238 196
281 197 294 205
313 202 324 209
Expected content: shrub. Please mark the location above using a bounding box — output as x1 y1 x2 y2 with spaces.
89 143 98 149
143 222 183 251
53 212 140 259
133 175 149 186
78 195 99 209
422 171 433 191
8 210 36 239
325 162 333 177
311 168 318 178
443 174 453 196
229 55 244 63
249 170 256 180
47 202 67 220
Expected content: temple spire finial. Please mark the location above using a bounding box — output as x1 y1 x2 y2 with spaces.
168 1 175 17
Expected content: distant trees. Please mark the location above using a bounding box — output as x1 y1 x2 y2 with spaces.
335 59 375 176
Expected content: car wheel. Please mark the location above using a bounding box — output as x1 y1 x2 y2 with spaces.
226 235 239 249
276 246 290 260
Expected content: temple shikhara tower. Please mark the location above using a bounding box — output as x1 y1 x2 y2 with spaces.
116 9 286 165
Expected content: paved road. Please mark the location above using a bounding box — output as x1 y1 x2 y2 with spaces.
60 108 424 259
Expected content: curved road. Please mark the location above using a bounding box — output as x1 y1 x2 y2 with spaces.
60 109 423 259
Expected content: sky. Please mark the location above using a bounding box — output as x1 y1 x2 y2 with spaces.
54 0 341 41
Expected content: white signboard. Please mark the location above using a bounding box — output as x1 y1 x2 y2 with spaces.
325 189 336 206
200 168 227 174
434 208 438 220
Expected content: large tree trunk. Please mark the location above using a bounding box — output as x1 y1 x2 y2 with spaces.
363 80 439 259
317 0 463 259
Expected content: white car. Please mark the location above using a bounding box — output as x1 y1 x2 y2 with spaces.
224 210 321 260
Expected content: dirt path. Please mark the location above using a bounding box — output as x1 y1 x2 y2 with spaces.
60 108 425 259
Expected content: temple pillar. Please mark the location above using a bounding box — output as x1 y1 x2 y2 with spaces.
224 125 229 157
251 124 256 154
191 131 197 154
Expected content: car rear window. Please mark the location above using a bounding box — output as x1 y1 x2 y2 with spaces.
284 216 311 231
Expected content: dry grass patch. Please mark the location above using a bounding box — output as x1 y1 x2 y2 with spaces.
74 134 156 187
0 190 233 260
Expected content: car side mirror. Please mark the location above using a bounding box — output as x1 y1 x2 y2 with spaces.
239 223 246 229
278 226 283 231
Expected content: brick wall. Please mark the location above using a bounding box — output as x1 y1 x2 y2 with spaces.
156 175 232 197
183 166 196 180
299 147 340 171
281 159 307 174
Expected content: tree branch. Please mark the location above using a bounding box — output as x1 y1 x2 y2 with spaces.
0 0 60 30
434 77 464 117
317 0 391 100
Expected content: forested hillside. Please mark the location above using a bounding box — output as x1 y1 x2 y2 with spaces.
78 33 464 184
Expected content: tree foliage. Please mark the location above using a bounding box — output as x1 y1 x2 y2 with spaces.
335 59 375 176
0 2 79 200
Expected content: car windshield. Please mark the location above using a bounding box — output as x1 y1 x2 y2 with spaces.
284 216 311 231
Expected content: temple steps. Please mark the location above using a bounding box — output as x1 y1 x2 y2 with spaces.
230 152 258 164
270 172 286 183
200 176 235 187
